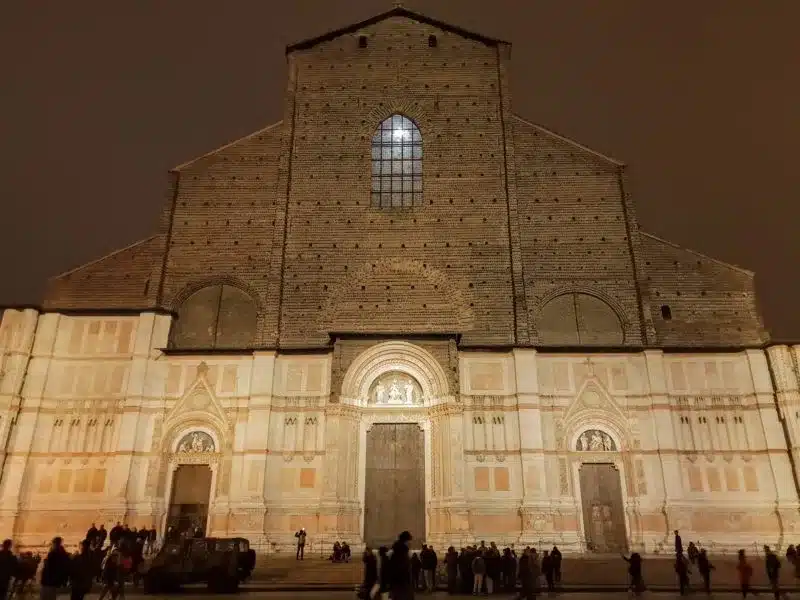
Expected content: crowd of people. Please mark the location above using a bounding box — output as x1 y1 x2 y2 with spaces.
356 533 563 600
347 529 800 599
0 521 172 600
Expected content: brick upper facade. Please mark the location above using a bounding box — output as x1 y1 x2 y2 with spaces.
40 8 767 349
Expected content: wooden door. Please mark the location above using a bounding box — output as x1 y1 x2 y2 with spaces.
579 463 628 553
167 464 212 535
364 423 425 548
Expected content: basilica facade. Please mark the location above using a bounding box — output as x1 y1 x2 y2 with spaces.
2 8 800 553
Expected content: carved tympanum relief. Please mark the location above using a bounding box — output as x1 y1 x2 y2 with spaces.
369 371 422 406
576 429 616 452
176 431 215 454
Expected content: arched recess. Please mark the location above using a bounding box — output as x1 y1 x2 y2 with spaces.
538 292 625 346
170 283 258 349
340 341 451 405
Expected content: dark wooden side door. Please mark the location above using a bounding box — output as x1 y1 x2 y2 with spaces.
364 423 425 548
579 463 628 553
167 464 212 534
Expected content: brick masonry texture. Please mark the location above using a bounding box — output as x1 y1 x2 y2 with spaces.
41 11 767 349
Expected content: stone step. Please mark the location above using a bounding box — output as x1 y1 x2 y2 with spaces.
250 555 800 588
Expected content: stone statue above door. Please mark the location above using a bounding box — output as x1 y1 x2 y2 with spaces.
369 372 422 406
576 429 616 452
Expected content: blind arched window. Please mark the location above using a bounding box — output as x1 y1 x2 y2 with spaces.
371 114 422 208
170 284 257 349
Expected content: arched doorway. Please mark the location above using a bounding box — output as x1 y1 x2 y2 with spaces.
166 430 217 536
574 429 628 552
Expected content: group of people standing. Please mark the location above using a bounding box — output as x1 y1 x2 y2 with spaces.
359 534 562 600
0 521 166 600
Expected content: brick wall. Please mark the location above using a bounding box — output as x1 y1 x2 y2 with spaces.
641 233 767 346
512 116 646 346
43 236 161 310
158 123 284 346
40 12 768 350
278 18 516 348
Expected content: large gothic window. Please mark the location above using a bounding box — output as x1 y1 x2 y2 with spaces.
371 114 422 208
170 284 257 349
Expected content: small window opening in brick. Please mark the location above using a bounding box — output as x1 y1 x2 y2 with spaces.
428 34 438 47
661 305 672 320
358 35 368 48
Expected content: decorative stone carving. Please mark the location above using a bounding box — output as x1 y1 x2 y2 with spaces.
370 371 422 406
177 431 215 454
576 429 616 452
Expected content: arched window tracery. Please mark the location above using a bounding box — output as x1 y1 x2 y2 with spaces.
370 114 422 208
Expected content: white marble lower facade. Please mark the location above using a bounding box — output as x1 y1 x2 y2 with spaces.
1 308 800 553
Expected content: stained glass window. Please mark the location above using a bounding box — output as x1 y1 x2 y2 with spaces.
370 114 422 208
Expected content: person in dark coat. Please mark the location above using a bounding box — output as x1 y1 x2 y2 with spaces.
622 552 644 597
70 541 94 600
97 525 107 548
40 537 71 600
378 546 392 597
420 545 437 592
459 548 474 594
550 546 562 585
445 547 459 595
541 550 554 592
485 546 501 594
674 530 683 556
518 549 537 600
410 552 422 591
501 548 516 591
389 531 414 600
361 547 379 599
108 523 123 547
675 552 690 596
85 524 98 546
764 545 782 600
0 539 18 600
697 548 714 595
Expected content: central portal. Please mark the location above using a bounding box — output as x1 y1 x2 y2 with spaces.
167 464 212 535
364 423 425 548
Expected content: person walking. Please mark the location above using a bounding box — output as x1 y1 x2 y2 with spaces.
697 549 714 595
40 538 70 600
70 541 94 600
737 549 754 599
0 540 17 600
675 552 690 596
389 531 414 600
622 552 644 597
764 545 783 600
361 546 379 600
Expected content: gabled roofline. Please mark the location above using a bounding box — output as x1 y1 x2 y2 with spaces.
171 120 283 172
50 235 161 280
285 6 507 54
640 231 755 277
511 114 625 167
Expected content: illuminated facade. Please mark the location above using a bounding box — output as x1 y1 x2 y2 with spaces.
2 8 799 552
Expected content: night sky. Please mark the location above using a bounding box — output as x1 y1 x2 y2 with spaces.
2 1 798 339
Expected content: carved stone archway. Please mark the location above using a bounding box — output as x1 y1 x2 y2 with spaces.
340 341 451 406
